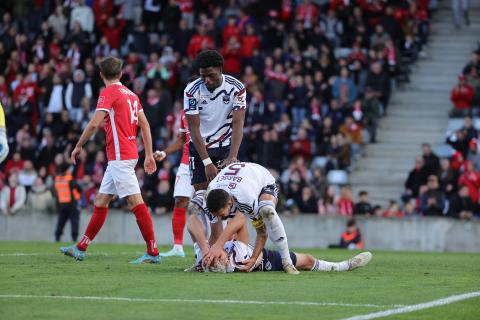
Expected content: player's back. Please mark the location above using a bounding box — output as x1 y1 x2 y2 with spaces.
96 83 143 161
209 162 275 210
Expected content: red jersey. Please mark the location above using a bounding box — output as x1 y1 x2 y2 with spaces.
178 111 190 165
96 82 143 161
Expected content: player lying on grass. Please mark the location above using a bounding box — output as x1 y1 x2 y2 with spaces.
194 213 372 273
189 162 300 274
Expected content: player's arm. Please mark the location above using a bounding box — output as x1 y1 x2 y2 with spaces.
186 114 217 181
154 132 186 162
237 221 267 272
70 111 106 164
138 111 157 175
203 213 247 267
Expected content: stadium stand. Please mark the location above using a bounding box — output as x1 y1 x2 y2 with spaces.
0 0 439 217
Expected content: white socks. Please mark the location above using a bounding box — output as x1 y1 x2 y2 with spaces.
311 259 349 272
260 202 292 265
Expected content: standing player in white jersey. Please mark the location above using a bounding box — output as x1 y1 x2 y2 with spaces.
197 162 300 274
183 50 247 264
153 110 194 257
60 57 161 264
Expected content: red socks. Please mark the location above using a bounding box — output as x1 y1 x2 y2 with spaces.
172 207 187 245
77 206 108 251
132 203 159 256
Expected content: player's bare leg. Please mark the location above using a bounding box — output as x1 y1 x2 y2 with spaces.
258 193 299 275
295 252 372 271
60 193 114 261
125 194 160 264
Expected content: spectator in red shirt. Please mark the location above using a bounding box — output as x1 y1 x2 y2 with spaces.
296 0 319 29
5 152 25 176
288 128 313 161
241 24 260 59
93 0 113 29
221 37 242 77
187 24 215 59
100 17 126 49
337 185 354 216
450 74 474 117
383 200 405 218
458 160 480 203
222 15 241 43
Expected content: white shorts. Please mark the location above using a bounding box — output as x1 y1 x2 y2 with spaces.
99 159 141 198
173 163 195 198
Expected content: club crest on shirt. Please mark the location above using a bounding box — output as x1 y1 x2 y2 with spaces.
223 95 230 104
201 100 208 104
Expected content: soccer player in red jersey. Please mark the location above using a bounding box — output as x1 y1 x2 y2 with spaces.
60 57 161 264
153 110 194 257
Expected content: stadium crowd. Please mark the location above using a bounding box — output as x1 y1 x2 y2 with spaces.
0 0 434 216
398 48 480 220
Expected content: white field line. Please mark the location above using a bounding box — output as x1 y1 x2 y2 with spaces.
341 291 480 320
0 252 142 257
0 294 405 309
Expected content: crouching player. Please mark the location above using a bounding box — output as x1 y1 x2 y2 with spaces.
197 213 372 273
199 162 300 274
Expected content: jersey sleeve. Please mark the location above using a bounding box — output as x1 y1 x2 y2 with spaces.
137 98 144 113
183 87 199 115
232 86 246 111
96 88 114 112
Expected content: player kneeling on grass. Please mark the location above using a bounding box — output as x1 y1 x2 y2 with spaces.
197 214 372 273
193 162 300 274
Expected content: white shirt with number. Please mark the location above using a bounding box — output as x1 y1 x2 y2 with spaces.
206 162 276 223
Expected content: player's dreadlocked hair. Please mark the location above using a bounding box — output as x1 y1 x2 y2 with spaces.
194 50 224 69
206 189 230 214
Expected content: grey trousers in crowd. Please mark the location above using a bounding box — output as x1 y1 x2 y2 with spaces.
452 0 470 27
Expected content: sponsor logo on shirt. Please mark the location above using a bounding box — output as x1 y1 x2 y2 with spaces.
97 96 105 106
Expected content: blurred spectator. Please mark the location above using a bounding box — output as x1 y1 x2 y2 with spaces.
339 218 363 250
404 156 428 200
467 138 480 170
297 186 318 214
458 160 480 204
452 0 470 29
337 185 354 216
27 177 55 213
420 175 446 216
362 88 381 143
319 185 338 215
422 143 440 176
450 74 474 117
439 158 458 198
383 200 404 218
18 160 38 190
65 69 92 122
70 0 94 33
0 174 26 216
448 185 474 220
354 191 373 216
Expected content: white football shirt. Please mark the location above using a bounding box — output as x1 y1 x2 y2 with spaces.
206 162 277 222
183 75 246 149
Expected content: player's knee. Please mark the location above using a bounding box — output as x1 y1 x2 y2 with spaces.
258 200 276 219
175 196 189 209
94 195 111 208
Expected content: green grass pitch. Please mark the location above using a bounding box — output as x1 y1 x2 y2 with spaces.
1 241 479 320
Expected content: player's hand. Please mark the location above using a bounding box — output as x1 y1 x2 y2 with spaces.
144 155 157 175
205 163 218 182
202 244 227 267
153 150 166 162
236 257 257 272
70 146 82 165
218 157 238 169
